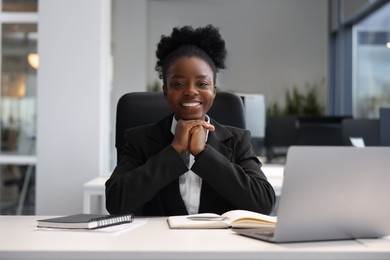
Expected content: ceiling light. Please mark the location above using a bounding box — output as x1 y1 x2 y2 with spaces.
27 53 39 69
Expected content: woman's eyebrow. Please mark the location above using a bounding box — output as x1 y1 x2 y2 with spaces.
195 75 211 79
170 74 186 77
169 75 210 79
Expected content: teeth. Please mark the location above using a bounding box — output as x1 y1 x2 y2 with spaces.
182 102 200 107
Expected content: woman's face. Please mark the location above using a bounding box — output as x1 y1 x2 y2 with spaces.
164 56 216 120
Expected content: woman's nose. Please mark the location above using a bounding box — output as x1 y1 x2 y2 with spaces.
184 83 198 95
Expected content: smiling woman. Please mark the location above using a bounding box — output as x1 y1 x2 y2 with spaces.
165 56 216 121
105 25 276 217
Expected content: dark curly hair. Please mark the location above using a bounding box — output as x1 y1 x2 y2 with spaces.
155 25 227 86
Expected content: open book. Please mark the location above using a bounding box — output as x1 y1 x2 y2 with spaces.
167 210 277 229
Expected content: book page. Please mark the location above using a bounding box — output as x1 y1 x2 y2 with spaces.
167 211 277 229
222 210 277 228
167 214 229 229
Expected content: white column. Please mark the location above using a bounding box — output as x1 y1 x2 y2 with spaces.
36 0 111 214
110 0 148 168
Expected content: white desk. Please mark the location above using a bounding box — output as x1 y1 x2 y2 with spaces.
83 164 284 214
1 216 389 260
83 176 109 214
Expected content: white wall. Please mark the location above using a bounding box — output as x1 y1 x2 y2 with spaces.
37 0 111 214
110 0 147 167
146 0 328 107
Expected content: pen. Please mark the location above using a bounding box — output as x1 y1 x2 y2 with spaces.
187 216 229 221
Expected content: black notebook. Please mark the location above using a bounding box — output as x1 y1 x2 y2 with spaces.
37 214 133 229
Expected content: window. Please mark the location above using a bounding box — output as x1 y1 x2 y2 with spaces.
0 0 38 215
352 2 390 118
329 0 389 117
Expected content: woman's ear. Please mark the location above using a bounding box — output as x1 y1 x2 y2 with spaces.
163 86 167 99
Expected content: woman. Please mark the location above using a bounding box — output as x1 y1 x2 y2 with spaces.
106 25 275 216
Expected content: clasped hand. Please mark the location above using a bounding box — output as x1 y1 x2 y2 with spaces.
172 119 215 156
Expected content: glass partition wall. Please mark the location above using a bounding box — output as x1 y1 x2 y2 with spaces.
329 0 390 117
0 0 38 215
352 2 390 118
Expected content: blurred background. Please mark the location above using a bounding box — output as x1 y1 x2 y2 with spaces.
0 0 389 215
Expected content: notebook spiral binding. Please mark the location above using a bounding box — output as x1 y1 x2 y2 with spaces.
92 214 134 229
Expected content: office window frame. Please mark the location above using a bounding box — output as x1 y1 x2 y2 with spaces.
328 0 389 117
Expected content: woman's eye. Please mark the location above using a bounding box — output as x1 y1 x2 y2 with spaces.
171 82 184 88
198 82 209 88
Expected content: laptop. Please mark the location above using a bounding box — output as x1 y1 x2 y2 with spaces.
234 146 390 243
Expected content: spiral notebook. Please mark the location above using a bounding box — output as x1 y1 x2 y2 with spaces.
37 214 133 229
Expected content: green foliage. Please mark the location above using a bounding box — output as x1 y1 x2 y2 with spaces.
285 87 304 115
267 79 325 116
267 102 283 116
302 81 324 115
147 80 162 92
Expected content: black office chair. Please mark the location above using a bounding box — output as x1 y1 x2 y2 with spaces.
380 107 390 146
264 115 297 162
115 91 246 162
295 116 350 146
341 118 380 146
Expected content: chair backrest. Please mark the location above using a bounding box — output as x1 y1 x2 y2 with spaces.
341 118 380 146
380 107 390 146
115 91 245 162
208 91 246 129
265 116 297 147
264 115 297 162
295 116 350 146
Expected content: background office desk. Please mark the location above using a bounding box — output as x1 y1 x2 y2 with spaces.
83 164 284 214
1 216 390 260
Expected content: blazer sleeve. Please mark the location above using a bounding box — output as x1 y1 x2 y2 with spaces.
105 128 188 215
191 129 276 215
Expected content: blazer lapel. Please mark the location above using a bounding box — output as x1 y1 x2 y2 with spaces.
198 119 235 213
145 114 174 154
206 119 234 161
145 114 188 215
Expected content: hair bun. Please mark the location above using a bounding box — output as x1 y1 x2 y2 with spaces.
155 24 227 73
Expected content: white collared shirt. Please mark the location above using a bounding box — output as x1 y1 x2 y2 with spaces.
171 115 210 214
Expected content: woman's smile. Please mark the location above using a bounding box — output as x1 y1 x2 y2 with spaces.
182 101 202 107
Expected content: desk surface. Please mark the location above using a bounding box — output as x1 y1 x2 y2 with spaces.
1 216 389 260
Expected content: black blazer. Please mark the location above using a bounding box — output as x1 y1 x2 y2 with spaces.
105 115 275 216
